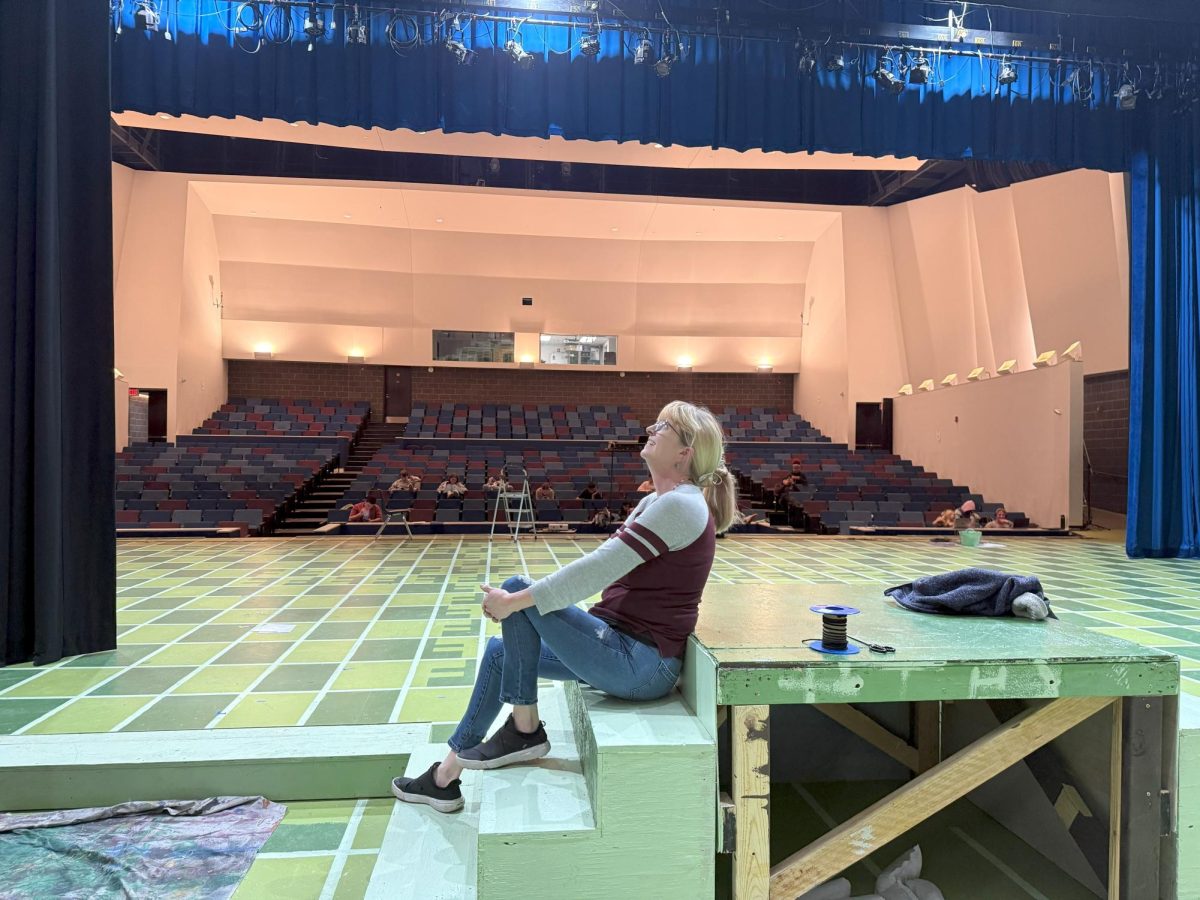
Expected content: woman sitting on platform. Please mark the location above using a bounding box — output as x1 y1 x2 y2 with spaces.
391 401 737 813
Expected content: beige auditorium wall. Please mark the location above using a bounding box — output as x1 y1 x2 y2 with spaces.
1011 170 1129 375
112 171 226 448
209 181 816 375
893 361 1084 528
796 217 849 442
178 185 228 439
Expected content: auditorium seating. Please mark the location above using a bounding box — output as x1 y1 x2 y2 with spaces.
716 407 829 442
114 442 338 535
192 398 369 439
404 403 642 440
329 443 649 530
725 445 1031 532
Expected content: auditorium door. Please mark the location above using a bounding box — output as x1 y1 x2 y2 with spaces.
385 367 412 422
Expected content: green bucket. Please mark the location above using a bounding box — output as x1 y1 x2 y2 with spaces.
959 528 982 548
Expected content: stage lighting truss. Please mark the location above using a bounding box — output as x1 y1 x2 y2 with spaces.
117 1 1200 120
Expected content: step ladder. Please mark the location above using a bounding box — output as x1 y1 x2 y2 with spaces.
489 466 536 541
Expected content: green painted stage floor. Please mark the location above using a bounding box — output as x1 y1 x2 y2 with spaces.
2 534 1198 898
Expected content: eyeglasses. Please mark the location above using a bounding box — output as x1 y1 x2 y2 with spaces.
646 420 692 445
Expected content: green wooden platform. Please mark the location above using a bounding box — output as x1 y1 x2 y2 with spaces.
680 583 1181 900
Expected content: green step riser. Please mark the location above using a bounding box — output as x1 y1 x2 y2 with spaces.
0 754 406 813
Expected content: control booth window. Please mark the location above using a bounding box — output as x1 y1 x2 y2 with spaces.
539 334 618 366
432 331 515 363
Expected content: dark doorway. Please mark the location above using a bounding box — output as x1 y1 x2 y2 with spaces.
143 389 168 442
855 401 884 451
385 367 412 422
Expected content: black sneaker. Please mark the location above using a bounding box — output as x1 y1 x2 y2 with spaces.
455 715 551 770
391 762 464 813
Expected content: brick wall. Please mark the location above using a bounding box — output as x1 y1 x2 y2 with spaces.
225 361 798 431
1083 370 1129 514
411 368 796 426
226 360 386 420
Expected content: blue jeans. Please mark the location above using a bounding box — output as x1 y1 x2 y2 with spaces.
447 575 683 752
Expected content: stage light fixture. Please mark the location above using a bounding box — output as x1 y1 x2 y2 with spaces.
917 379 935 392
826 47 845 72
966 367 990 381
908 52 931 85
134 1 160 31
997 359 1017 375
654 36 679 79
940 372 958 387
998 57 1018 86
304 3 325 51
797 45 816 77
634 33 654 66
579 27 600 57
1062 341 1083 362
506 37 535 70
445 38 474 65
345 4 368 45
897 384 914 396
872 59 905 95
1033 350 1059 368
1116 82 1137 110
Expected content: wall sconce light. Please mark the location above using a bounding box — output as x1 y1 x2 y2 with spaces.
897 383 913 396
676 355 693 372
940 373 958 387
113 367 128 382
756 361 774 373
997 359 1018 375
1062 341 1083 362
917 379 936 392
1033 350 1059 368
347 354 366 364
253 343 274 360
966 367 989 382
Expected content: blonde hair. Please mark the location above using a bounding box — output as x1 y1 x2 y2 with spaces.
658 400 738 533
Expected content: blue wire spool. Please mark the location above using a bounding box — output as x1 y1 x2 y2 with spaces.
807 604 861 655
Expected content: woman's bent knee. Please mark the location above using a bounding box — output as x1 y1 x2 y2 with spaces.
501 574 533 592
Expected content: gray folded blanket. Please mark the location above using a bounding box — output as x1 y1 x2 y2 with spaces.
884 568 1053 619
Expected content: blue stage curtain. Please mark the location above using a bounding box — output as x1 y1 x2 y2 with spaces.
1127 106 1200 557
109 1 1144 171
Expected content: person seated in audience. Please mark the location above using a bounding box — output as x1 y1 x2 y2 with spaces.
773 459 807 508
985 507 1014 529
590 506 615 527
535 483 556 501
954 500 981 529
388 470 421 493
636 478 654 494
578 482 603 501
348 494 383 523
932 508 958 528
619 502 635 520
484 472 511 493
438 474 467 498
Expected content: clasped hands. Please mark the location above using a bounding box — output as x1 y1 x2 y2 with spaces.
480 583 514 623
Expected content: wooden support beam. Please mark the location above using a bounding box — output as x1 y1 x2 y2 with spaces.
1108 698 1123 900
732 705 770 900
813 704 920 773
770 695 1115 898
915 701 942 773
